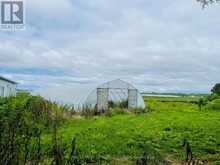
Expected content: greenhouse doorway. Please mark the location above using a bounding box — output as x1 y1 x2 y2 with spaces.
84 79 145 112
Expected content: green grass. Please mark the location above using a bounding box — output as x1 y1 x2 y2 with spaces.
42 96 220 164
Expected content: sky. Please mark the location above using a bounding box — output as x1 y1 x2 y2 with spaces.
0 0 220 103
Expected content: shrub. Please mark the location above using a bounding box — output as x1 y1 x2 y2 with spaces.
0 93 68 164
207 94 220 102
205 99 220 110
197 98 207 111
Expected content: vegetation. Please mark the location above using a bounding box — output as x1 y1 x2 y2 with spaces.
108 100 128 109
211 83 220 96
0 92 220 164
0 92 69 165
197 0 220 8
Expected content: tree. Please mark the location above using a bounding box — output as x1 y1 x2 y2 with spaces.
211 83 220 95
197 0 220 8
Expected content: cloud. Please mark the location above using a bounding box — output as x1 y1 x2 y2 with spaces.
0 0 220 103
27 0 74 21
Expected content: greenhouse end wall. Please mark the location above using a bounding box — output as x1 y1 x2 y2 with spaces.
84 79 145 111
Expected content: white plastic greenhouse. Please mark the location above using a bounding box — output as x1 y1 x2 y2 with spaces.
83 79 145 111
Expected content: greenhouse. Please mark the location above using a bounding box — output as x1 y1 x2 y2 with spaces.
84 79 145 111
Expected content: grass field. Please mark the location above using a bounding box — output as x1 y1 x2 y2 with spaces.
42 96 220 164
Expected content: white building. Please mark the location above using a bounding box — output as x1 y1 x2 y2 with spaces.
0 76 17 97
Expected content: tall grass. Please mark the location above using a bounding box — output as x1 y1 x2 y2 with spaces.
0 93 220 164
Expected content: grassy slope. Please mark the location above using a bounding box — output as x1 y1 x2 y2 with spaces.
42 96 220 163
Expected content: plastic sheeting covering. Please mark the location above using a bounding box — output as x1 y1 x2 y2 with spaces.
84 79 145 109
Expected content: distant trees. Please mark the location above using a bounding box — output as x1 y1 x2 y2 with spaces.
211 83 220 96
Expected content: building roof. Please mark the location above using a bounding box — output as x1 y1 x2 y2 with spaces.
0 76 18 84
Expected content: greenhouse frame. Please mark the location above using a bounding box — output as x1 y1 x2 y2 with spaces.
84 79 145 111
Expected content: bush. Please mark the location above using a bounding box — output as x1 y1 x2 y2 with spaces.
207 94 220 102
0 93 68 164
205 99 220 110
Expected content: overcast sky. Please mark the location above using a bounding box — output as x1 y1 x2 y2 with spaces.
0 0 219 103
